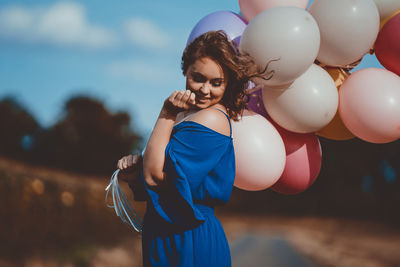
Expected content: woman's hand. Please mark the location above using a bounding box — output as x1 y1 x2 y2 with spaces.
161 90 196 119
117 153 142 183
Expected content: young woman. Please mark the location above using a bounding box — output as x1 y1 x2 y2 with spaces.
117 31 261 267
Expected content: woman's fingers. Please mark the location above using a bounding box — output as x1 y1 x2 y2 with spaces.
117 154 140 170
173 90 186 108
164 89 196 117
189 91 196 105
172 90 195 109
169 90 179 102
181 90 192 105
181 90 196 108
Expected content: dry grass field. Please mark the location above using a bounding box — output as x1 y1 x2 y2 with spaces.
1 156 399 267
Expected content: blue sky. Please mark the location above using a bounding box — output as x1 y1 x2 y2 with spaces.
0 0 383 139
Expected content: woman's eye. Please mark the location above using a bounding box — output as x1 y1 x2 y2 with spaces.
212 82 221 87
212 80 223 87
192 73 206 83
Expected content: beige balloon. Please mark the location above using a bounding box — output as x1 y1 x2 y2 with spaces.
240 7 320 86
232 110 286 191
263 64 338 133
373 0 400 21
309 0 380 67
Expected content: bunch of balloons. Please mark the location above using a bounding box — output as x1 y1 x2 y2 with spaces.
187 0 400 194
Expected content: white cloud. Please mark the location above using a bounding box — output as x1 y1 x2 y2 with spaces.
0 2 117 48
107 60 176 83
123 17 170 50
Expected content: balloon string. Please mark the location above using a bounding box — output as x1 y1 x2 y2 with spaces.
338 68 350 79
314 57 362 72
369 48 374 55
105 169 143 233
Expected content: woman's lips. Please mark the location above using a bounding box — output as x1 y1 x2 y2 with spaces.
196 95 210 101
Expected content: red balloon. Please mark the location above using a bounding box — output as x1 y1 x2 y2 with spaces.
247 88 322 195
375 13 400 76
271 123 322 195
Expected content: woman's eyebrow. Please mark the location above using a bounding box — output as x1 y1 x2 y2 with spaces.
191 71 203 75
191 71 205 78
191 71 224 80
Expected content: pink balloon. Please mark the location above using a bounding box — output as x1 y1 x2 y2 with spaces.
339 68 400 143
239 0 309 22
247 88 322 194
271 125 322 195
232 110 286 191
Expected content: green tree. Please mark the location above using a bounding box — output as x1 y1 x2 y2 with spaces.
0 96 39 159
32 95 142 176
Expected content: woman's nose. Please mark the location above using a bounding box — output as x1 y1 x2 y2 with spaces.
200 82 211 94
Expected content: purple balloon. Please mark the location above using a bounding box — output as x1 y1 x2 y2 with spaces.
187 11 247 46
247 87 269 118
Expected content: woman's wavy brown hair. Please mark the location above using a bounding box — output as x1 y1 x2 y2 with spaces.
181 30 265 121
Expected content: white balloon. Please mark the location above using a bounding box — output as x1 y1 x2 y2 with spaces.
309 0 380 67
373 0 400 21
263 64 338 133
239 7 320 86
232 110 286 191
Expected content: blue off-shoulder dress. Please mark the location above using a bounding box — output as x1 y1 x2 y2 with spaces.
129 109 235 267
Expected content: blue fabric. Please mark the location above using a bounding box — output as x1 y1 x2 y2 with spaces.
132 112 235 267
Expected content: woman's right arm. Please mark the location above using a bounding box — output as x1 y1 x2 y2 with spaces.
143 90 196 187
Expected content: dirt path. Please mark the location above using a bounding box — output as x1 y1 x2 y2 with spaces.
231 233 314 267
221 215 400 267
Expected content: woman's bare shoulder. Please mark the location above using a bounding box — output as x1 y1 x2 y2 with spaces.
187 107 230 136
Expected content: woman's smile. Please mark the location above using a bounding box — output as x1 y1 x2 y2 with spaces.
195 95 210 102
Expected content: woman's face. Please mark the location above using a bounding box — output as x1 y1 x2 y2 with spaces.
185 57 228 109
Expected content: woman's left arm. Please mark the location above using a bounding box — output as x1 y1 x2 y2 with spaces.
143 90 195 187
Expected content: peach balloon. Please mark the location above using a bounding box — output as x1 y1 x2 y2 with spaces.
317 67 355 140
339 68 400 143
239 0 309 22
232 110 286 191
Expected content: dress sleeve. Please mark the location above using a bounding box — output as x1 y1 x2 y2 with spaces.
143 122 232 227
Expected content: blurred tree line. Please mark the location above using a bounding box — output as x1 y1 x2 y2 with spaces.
1 94 399 223
0 95 141 176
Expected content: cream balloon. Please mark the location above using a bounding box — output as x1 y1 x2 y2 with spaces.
232 110 286 191
239 0 309 22
239 7 320 86
263 64 338 133
339 68 400 143
309 0 380 67
373 0 400 21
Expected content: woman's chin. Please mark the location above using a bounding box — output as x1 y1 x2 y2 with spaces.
195 101 209 109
